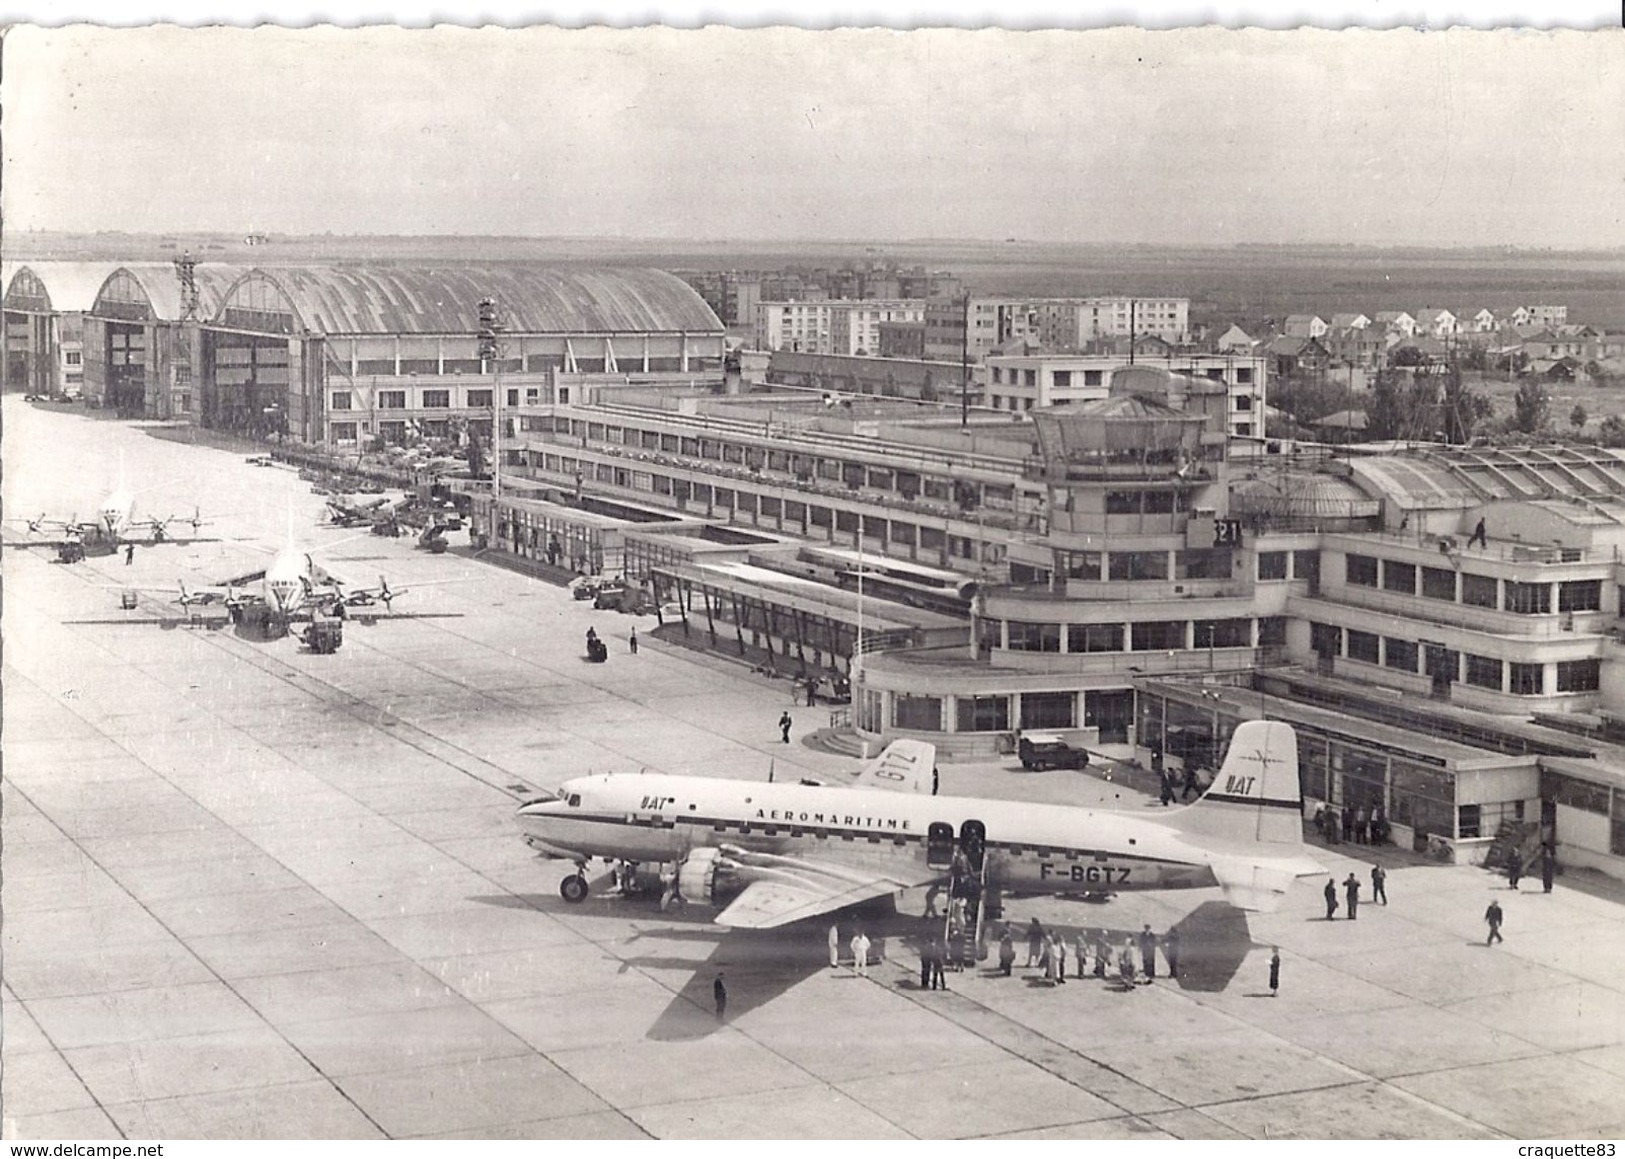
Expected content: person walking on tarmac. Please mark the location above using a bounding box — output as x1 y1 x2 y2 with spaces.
1343 872 1361 919
1371 863 1388 905
1324 877 1339 920
1268 947 1281 997
713 971 728 1020
629 627 638 654
1138 925 1158 982
124 543 136 565
828 922 841 968
1485 898 1505 945
1025 917 1044 968
779 710 793 744
1508 855 1523 891
998 929 1016 977
1541 846 1556 893
1164 927 1181 980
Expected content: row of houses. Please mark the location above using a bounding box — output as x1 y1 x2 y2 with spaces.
1216 305 1624 381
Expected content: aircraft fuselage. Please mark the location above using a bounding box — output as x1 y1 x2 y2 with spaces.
518 773 1219 899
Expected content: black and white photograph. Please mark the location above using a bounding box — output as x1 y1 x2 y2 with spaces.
4 4 1625 1143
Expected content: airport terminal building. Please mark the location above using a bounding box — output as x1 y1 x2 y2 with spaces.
480 363 1625 878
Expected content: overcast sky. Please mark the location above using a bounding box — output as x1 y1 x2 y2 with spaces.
4 23 1622 247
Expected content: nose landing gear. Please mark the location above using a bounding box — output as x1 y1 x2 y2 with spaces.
559 867 590 904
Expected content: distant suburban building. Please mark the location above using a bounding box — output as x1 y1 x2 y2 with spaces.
923 296 1037 362
1328 312 1370 330
1412 308 1460 339
1529 304 1568 327
1283 314 1328 339
876 319 927 360
981 350 1266 438
827 300 926 357
1213 323 1257 353
1033 296 1191 348
1374 311 1417 338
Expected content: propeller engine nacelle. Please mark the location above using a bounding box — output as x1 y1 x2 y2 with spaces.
670 847 743 908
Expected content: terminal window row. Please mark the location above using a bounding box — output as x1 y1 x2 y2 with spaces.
1003 616 1284 653
551 421 1012 506
1344 553 1602 614
1313 620 1599 694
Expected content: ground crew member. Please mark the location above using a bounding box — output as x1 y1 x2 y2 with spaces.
850 929 870 978
932 766 940 796
1268 947 1281 996
1541 847 1556 893
713 971 727 1020
629 627 638 654
779 710 792 744
1138 924 1157 981
1485 898 1504 944
1344 872 1361 919
1371 864 1388 905
1324 877 1339 920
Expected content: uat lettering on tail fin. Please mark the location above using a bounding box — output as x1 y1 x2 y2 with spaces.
1175 720 1305 847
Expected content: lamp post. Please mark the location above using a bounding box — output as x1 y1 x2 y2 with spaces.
478 297 504 498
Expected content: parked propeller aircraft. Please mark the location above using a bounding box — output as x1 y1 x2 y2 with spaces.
323 490 413 529
4 486 222 562
517 721 1319 929
69 530 470 649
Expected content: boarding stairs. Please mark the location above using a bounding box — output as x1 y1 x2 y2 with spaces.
940 824 994 967
1483 820 1543 871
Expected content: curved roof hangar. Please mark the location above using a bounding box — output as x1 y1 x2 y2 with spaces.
214 265 722 336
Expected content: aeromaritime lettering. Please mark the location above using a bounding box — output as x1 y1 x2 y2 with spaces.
755 808 911 830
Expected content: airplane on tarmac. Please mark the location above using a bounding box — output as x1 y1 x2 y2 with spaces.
323 490 413 530
4 485 222 563
72 528 468 648
517 721 1321 929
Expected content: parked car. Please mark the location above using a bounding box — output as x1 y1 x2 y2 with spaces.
1017 732 1091 771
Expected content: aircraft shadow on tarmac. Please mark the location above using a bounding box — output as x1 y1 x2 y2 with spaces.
478 885 1254 1039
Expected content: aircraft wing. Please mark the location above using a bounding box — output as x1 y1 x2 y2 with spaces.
217 567 268 587
850 739 936 793
799 740 937 794
712 847 940 930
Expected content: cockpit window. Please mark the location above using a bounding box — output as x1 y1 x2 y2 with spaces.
567 794 582 807
521 790 559 805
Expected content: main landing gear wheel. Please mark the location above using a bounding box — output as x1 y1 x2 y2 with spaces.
559 874 590 904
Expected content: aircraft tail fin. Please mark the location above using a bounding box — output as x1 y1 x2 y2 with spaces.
1175 720 1304 848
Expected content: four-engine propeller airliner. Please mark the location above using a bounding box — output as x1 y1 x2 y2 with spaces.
5 486 222 562
518 720 1320 929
